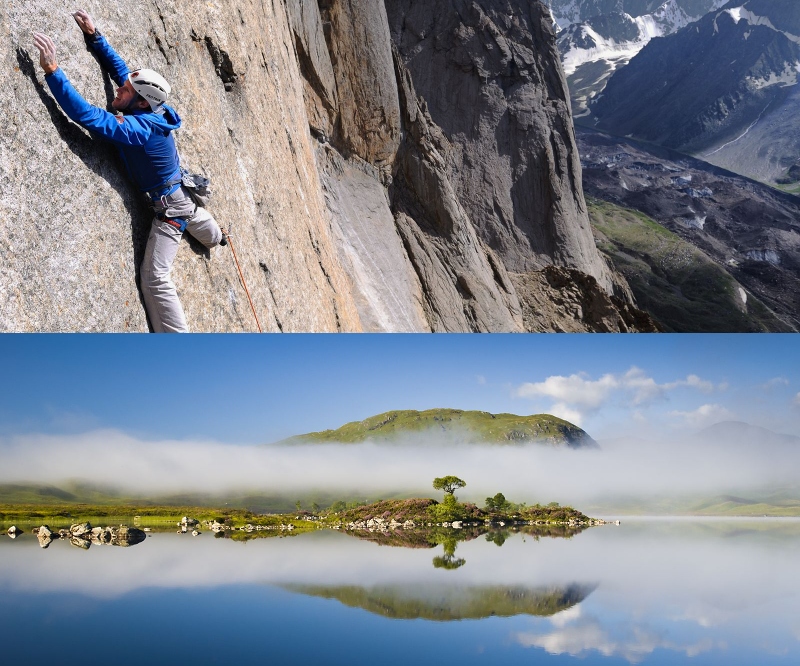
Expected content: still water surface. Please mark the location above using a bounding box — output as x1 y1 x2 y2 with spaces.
1 518 798 665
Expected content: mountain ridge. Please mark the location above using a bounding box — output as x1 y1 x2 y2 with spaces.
273 408 599 447
591 0 800 185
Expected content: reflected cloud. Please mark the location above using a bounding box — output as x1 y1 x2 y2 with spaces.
549 603 581 628
516 612 717 664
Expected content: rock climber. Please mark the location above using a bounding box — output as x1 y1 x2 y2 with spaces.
33 10 225 332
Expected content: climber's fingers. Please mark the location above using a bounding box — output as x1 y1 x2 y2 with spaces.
72 10 96 35
33 33 58 74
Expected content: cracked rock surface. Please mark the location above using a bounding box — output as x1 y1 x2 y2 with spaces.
2 0 639 332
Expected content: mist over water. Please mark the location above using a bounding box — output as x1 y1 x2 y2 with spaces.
1 427 798 505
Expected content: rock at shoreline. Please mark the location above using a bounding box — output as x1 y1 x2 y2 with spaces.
70 522 92 537
113 526 146 547
35 525 54 548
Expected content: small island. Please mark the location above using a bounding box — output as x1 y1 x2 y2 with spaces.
3 476 616 551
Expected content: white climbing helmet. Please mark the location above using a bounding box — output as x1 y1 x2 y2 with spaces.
128 69 171 110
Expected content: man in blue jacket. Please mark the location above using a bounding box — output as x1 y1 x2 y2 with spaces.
33 11 224 333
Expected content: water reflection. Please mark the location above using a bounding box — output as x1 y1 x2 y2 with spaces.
431 536 466 570
1 518 799 665
284 583 594 620
26 523 147 549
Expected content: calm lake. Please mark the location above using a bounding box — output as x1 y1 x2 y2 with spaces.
1 518 798 665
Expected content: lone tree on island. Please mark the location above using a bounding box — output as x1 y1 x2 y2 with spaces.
430 476 467 522
433 475 466 497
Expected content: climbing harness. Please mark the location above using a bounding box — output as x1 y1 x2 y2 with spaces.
149 172 262 333
160 216 188 232
224 230 263 333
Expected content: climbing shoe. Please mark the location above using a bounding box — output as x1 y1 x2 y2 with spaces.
220 231 228 247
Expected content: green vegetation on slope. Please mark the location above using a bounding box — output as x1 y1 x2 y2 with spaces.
283 584 594 621
0 503 294 527
331 497 591 525
0 483 382 514
277 409 597 447
589 198 787 332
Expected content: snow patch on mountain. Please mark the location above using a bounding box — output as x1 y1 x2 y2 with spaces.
546 0 583 31
748 63 800 90
722 6 800 44
559 1 727 77
561 19 656 76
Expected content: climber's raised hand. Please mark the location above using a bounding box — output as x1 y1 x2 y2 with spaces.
72 10 96 35
33 33 58 75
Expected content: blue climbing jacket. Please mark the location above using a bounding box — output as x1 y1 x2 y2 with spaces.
45 33 182 194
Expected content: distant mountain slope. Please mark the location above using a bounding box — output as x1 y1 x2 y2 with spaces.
547 1 689 29
589 198 786 331
276 409 598 447
557 1 728 116
577 126 800 330
591 0 800 184
697 421 800 447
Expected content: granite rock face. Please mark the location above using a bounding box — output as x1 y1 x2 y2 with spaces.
385 0 613 292
1 0 634 332
3 0 361 332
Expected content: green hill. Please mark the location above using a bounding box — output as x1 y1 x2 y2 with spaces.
283 583 594 621
275 409 597 447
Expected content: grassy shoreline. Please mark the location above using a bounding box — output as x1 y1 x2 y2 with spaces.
0 497 599 532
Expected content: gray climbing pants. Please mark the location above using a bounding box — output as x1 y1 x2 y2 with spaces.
140 186 223 333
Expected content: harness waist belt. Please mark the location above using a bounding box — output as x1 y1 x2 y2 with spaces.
149 181 182 201
159 215 188 232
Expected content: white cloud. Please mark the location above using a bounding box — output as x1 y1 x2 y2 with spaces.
678 375 716 393
669 404 734 428
516 367 722 419
517 372 618 409
476 375 486 385
761 377 789 390
794 392 800 406
549 402 585 426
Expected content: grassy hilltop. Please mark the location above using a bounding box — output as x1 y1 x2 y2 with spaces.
276 409 597 447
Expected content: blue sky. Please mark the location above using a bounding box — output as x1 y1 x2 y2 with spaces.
0 334 798 443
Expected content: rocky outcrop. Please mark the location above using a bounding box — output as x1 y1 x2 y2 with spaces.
385 0 613 291
390 50 524 331
2 0 641 331
34 524 54 548
511 266 660 332
31 522 146 548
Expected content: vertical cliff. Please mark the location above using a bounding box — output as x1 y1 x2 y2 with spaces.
1 0 637 332
385 0 612 292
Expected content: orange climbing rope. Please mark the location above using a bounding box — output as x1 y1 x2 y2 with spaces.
225 231 263 333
